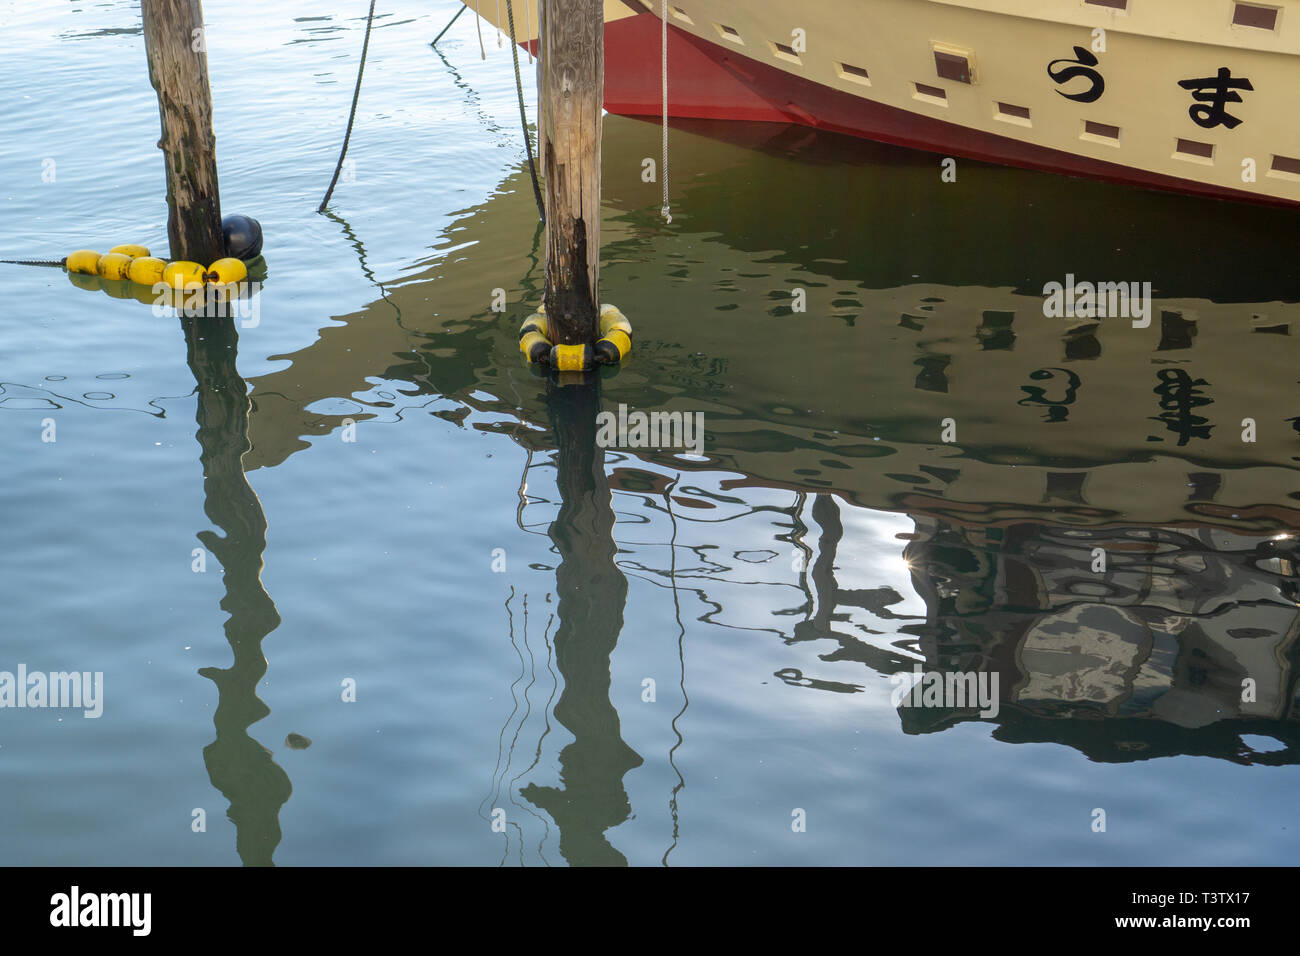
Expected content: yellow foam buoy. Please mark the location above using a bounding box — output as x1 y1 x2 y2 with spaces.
519 330 551 363
519 310 551 341
518 309 552 362
518 303 633 368
127 256 167 286
594 327 632 364
205 257 247 286
599 303 632 337
161 260 206 291
551 343 593 371
96 252 134 281
108 244 151 259
39 224 263 305
595 304 633 365
66 250 101 275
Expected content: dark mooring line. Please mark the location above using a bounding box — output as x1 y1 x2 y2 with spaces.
431 3 466 47
0 258 66 267
318 0 378 213
506 0 545 223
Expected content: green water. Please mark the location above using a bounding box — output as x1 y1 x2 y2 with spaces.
2 0 1298 866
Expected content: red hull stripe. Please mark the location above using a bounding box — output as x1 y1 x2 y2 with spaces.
598 12 1294 208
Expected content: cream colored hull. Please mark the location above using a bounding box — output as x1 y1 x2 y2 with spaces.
470 0 1300 204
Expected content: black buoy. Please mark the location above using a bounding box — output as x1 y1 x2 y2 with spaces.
222 214 263 260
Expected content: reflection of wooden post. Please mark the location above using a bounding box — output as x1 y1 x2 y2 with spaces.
540 0 603 346
142 0 224 263
183 314 290 867
520 381 642 864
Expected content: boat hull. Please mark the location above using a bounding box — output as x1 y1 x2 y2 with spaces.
599 8 1300 207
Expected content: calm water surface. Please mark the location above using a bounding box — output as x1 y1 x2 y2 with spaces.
1 0 1298 865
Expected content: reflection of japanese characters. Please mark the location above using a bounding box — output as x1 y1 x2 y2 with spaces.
1151 368 1213 447
1046 47 1254 130
1018 368 1081 424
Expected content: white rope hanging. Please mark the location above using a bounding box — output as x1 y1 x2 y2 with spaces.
474 0 486 58
496 0 503 46
661 0 672 224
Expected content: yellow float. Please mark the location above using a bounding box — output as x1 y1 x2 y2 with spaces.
127 256 167 286
95 253 134 282
204 257 247 286
518 303 632 369
161 260 207 291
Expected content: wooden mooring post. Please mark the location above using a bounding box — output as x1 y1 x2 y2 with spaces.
142 0 224 264
539 0 604 347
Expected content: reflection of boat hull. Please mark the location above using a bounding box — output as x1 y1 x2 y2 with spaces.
896 515 1300 762
246 113 1300 532
483 1 1300 206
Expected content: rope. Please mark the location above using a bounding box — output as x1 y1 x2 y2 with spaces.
429 3 465 46
661 0 671 224
507 0 545 223
496 0 503 46
1 258 65 267
317 0 378 213
474 0 486 59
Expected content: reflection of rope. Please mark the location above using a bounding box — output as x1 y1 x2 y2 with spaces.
318 0 377 213
507 610 557 866
502 594 551 864
481 586 520 827
790 491 812 592
321 209 400 323
488 589 535 865
515 448 533 531
661 474 688 866
507 0 545 222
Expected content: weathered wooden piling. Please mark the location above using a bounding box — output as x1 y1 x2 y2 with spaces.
539 0 604 346
142 0 224 264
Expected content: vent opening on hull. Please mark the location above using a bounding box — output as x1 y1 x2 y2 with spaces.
1268 155 1300 179
913 82 948 106
770 40 801 65
1081 120 1121 146
934 51 971 84
714 22 743 44
1233 3 1279 30
837 63 871 86
1085 0 1128 10
995 102 1032 127
1174 138 1215 163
